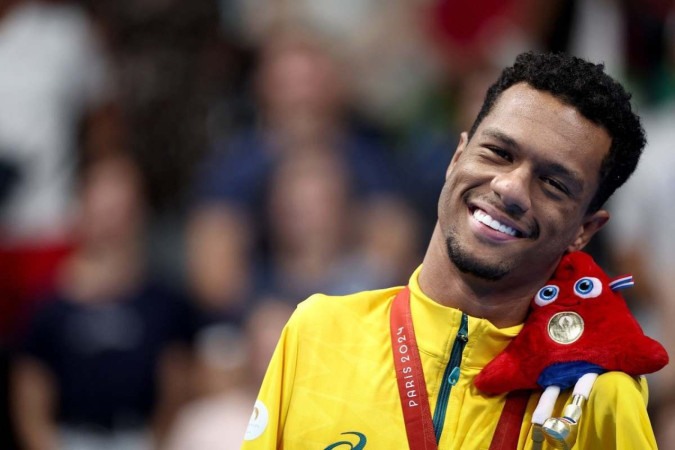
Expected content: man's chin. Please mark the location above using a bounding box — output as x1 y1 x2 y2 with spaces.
446 238 510 281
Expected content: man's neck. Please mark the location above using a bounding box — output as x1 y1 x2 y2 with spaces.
417 226 535 328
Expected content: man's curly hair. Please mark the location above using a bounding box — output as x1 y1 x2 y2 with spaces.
468 52 646 213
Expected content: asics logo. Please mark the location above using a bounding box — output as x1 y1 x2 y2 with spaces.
324 431 367 449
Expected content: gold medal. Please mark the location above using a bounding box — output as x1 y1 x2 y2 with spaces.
547 312 584 344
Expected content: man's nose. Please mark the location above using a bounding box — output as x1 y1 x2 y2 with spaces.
489 167 532 214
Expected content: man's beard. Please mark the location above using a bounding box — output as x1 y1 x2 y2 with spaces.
446 231 510 281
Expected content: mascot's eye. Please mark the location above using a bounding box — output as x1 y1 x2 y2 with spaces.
535 285 559 306
574 277 602 298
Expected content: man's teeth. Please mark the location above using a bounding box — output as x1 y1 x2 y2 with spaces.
473 209 518 237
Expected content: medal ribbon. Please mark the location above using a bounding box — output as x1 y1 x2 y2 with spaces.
390 287 529 450
391 287 438 450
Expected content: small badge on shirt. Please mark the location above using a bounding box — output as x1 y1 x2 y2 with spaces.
244 399 269 440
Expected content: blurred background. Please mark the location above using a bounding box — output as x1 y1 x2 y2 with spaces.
0 0 673 448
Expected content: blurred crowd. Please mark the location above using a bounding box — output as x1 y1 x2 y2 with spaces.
0 0 673 448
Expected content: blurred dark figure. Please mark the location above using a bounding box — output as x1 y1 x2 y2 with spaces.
259 148 420 303
75 0 256 317
81 0 248 213
186 28 402 318
0 1 123 447
605 6 675 447
10 155 194 450
0 0 122 344
165 300 294 450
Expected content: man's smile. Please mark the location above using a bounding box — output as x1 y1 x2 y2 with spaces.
471 208 521 237
467 199 538 242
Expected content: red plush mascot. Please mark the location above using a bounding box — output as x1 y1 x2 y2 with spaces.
474 251 668 449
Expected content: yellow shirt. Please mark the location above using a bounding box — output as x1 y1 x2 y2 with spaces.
242 267 657 449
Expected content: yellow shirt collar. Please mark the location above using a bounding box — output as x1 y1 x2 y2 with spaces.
407 265 523 372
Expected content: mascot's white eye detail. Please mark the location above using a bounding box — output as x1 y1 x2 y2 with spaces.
535 285 559 306
574 277 602 298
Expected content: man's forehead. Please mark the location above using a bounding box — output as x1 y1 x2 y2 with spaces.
485 84 612 149
476 87 612 200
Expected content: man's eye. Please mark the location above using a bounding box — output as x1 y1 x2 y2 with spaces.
543 177 569 195
489 147 512 162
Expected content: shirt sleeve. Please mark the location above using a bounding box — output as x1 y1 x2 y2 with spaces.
576 372 657 449
241 310 300 449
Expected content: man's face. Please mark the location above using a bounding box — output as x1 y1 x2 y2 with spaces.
438 83 611 285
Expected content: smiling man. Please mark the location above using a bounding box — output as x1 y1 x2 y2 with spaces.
423 81 615 329
241 53 657 449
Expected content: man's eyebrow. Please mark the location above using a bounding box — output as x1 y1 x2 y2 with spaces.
481 128 519 149
480 127 584 194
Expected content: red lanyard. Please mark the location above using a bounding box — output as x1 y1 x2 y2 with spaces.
391 287 438 450
390 287 529 450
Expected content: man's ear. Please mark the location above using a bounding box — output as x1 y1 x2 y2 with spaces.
567 209 610 252
446 132 469 179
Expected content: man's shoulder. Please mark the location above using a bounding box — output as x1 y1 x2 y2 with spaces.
578 373 657 448
297 285 404 313
589 372 649 406
289 286 404 330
